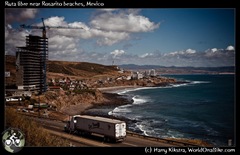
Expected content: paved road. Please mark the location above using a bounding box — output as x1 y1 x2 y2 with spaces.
33 117 182 147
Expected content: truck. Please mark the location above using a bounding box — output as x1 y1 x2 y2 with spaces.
64 115 126 142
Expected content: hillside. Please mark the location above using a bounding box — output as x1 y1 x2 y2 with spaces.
5 55 234 85
47 60 123 79
5 55 124 83
120 64 235 74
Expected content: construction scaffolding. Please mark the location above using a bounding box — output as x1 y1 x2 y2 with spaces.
16 35 48 93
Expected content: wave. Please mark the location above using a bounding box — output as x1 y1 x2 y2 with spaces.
126 114 220 141
110 75 230 146
163 81 211 89
190 81 211 84
117 87 159 95
113 106 132 113
167 83 189 88
108 95 148 116
132 119 169 138
132 95 148 104
118 81 211 94
135 122 150 136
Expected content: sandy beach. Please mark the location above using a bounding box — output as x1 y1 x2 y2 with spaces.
98 85 140 93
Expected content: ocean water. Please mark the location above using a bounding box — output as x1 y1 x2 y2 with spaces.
109 74 235 146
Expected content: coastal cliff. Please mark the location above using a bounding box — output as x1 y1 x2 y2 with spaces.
37 88 133 116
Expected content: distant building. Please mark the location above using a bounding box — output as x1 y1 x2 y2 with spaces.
16 35 48 93
149 69 156 77
126 76 131 80
131 71 143 79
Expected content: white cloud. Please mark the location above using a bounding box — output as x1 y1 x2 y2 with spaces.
4 9 234 67
42 16 130 46
186 49 196 54
226 45 234 51
110 50 125 58
5 9 160 58
5 25 29 55
211 48 218 52
94 31 129 46
5 9 38 54
135 46 234 67
140 53 154 58
46 46 235 67
44 16 67 27
90 10 160 33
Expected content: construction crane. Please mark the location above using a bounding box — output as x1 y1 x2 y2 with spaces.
19 18 83 93
20 18 83 38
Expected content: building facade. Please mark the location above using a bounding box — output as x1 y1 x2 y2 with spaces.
16 35 48 93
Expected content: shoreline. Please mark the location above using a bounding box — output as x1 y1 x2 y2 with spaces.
98 85 141 93
51 81 189 118
85 81 190 116
83 87 214 147
82 91 134 116
28 82 213 147
82 86 139 128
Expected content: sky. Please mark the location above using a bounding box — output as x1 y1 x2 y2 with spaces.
5 8 235 67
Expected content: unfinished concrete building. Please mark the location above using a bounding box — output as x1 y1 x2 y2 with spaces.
16 35 48 93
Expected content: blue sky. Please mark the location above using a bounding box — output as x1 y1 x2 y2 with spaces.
5 8 235 67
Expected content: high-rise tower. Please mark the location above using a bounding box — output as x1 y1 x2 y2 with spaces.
16 35 48 93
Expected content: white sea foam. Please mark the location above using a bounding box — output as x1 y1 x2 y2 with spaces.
168 83 189 88
164 80 210 88
116 89 133 94
117 87 159 95
134 120 165 137
117 82 207 94
108 111 113 115
191 81 211 84
113 107 132 113
132 95 148 104
133 87 159 91
135 122 150 136
110 75 229 146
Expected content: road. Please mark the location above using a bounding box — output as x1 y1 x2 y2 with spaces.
30 117 198 147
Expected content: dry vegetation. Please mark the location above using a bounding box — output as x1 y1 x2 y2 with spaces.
5 55 124 83
48 60 121 79
38 89 107 116
5 108 70 146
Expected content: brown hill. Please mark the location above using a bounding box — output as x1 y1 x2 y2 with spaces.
5 55 123 84
48 60 121 79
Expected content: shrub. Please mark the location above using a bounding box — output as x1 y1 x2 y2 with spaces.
5 108 69 146
73 88 96 95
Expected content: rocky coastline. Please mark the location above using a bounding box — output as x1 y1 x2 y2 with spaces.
81 80 191 136
28 77 189 121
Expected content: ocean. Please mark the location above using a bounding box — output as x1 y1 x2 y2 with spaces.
85 74 235 146
110 74 235 147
